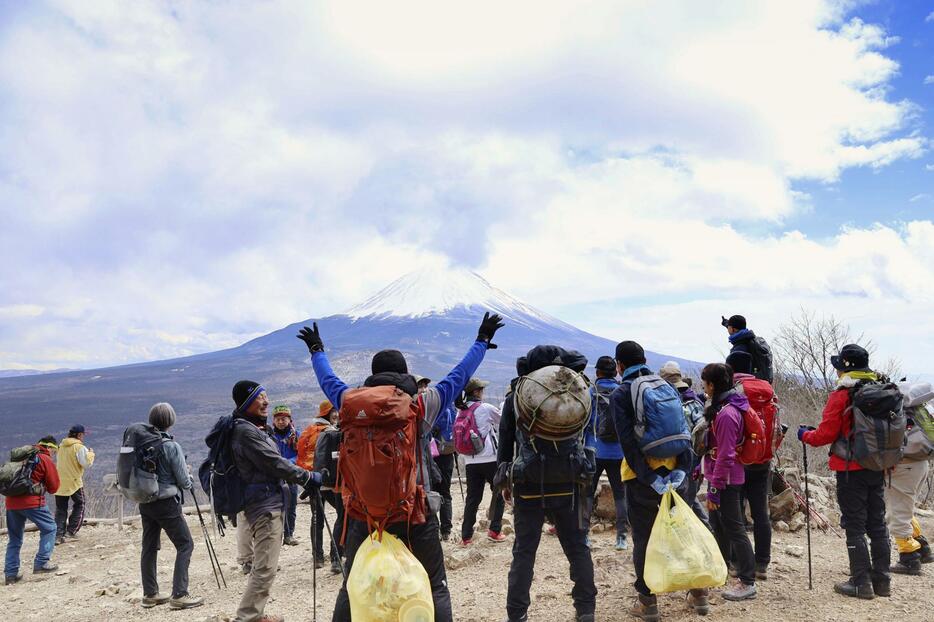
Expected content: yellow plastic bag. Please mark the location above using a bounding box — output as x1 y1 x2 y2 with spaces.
644 487 727 594
347 531 435 622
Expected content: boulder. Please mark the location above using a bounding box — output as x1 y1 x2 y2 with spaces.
593 482 617 520
445 548 484 571
787 512 806 533
769 488 800 522
773 520 789 533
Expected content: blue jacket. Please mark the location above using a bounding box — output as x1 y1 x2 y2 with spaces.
271 427 300 464
586 377 624 460
432 404 456 442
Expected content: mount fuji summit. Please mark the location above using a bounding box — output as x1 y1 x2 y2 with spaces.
0 267 696 472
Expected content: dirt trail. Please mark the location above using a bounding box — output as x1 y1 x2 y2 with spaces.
3 495 933 622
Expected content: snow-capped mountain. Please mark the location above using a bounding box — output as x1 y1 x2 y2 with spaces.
0 267 698 477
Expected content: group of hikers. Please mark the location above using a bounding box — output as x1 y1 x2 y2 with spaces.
3 311 933 622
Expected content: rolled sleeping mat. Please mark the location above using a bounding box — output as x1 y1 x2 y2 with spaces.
514 365 592 441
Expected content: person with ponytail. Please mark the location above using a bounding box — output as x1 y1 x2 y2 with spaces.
701 363 757 602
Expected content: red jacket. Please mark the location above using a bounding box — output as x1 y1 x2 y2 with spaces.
801 387 862 472
5 446 60 510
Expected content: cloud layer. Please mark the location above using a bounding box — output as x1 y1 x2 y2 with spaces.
0 0 930 372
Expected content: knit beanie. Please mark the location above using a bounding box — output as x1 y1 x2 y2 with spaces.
595 356 617 377
371 349 408 375
615 341 646 369
232 380 264 411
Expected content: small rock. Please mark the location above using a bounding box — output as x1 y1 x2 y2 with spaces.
501 524 514 536
785 545 804 558
445 548 483 571
787 512 806 533
54 570 69 576
591 524 605 534
773 521 789 533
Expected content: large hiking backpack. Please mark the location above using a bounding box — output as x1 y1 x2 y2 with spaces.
735 407 770 465
297 423 328 470
116 423 165 504
514 365 592 441
735 377 784 463
453 402 484 456
898 382 934 461
681 396 705 429
749 337 774 384
831 381 906 471
510 426 595 491
199 414 245 531
0 446 42 497
631 374 692 458
338 386 425 531
594 383 619 443
313 426 341 488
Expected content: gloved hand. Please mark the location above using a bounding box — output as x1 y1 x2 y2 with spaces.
706 488 720 510
298 471 323 500
477 312 505 349
667 469 686 490
797 425 815 442
650 476 670 496
297 323 325 354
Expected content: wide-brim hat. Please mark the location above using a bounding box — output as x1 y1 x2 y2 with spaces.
465 378 490 395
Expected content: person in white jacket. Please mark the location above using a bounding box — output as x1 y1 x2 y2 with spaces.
459 378 506 545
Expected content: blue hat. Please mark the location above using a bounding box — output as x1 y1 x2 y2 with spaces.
69 424 85 436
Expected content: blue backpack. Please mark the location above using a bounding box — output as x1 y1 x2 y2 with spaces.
199 414 245 534
630 374 692 458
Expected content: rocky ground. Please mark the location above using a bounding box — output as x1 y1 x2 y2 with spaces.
3 485 933 622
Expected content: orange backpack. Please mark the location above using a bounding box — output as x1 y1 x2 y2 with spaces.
735 377 783 464
338 386 426 535
296 423 328 470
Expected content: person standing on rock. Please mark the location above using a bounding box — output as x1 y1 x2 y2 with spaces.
228 380 322 622
798 344 892 599
54 424 94 544
496 345 596 622
700 363 757 602
298 312 504 622
586 355 630 551
137 403 204 610
270 405 302 547
610 341 701 620
4 436 60 584
459 377 506 546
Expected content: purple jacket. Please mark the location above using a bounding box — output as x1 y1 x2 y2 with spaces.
703 390 749 489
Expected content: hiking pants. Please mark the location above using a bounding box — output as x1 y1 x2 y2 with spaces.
4 506 56 577
235 511 284 622
626 478 663 596
685 455 710 529
333 513 452 622
54 488 85 536
312 490 344 561
589 458 629 537
462 461 504 540
506 495 596 619
283 483 298 539
836 470 890 586
139 496 194 599
886 459 929 541
742 464 772 567
710 484 756 586
433 453 455 536
236 512 253 565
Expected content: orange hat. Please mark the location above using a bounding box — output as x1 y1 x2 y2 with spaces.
318 400 334 418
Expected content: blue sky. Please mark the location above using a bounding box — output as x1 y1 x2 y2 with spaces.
0 0 932 375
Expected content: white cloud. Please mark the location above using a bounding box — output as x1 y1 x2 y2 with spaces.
927 11 934 23
0 0 929 370
910 193 932 203
925 75 934 85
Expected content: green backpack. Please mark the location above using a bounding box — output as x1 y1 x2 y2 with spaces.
0 446 43 497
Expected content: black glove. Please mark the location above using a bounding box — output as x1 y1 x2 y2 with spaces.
298 471 323 500
297 323 325 354
477 312 505 349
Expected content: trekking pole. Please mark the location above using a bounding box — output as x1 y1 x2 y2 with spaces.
312 490 319 622
317 493 348 580
193 492 227 589
453 454 465 504
802 445 813 590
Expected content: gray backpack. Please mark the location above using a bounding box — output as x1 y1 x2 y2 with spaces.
117 423 165 504
831 381 905 471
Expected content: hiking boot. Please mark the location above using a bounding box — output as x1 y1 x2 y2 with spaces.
916 536 933 564
687 588 710 615
576 614 595 622
616 534 629 551
33 562 58 574
241 561 252 575
871 577 891 597
54 536 64 546
722 580 757 601
169 594 204 610
488 530 507 543
833 579 874 600
283 535 300 546
63 532 79 541
461 537 473 547
4 573 23 586
755 564 768 580
630 594 659 622
330 558 343 575
546 525 557 536
141 594 170 608
440 531 451 542
314 556 325 570
892 554 922 576
503 615 528 622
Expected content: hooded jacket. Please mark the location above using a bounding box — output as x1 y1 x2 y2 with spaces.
801 370 878 472
271 424 301 464
5 445 60 511
703 390 749 490
56 437 94 497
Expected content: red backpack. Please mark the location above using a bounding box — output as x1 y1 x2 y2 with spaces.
735 377 783 463
337 386 426 536
453 402 483 456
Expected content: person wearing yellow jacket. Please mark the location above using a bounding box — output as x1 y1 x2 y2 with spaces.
54 425 95 544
